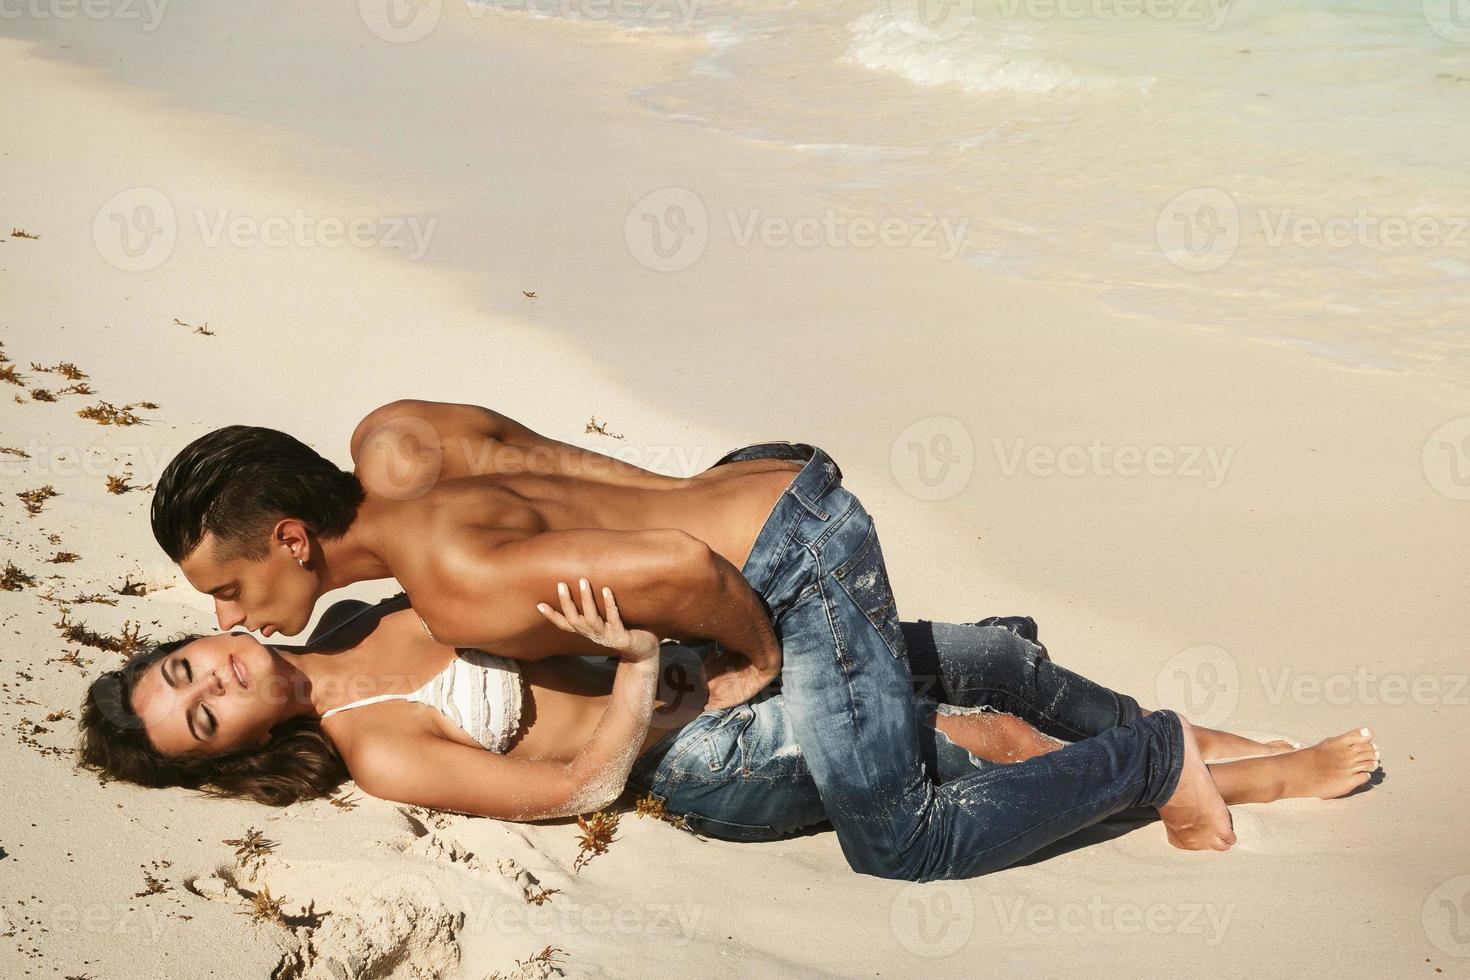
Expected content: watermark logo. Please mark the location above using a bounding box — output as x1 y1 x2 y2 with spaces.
1155 644 1239 728
1423 0 1470 45
91 189 437 271
93 187 177 273
360 0 442 43
353 413 445 501
1423 416 1470 501
890 416 975 501
880 0 975 43
993 0 1230 28
992 895 1235 944
1156 187 1240 273
992 438 1234 487
0 0 170 29
1423 874 1470 958
625 187 709 272
890 880 974 957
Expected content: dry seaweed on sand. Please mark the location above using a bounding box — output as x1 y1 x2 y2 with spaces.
0 446 30 458
633 792 691 831
583 415 625 440
223 827 278 873
238 885 289 927
47 552 80 564
1 562 37 591
571 809 620 873
17 485 57 516
10 229 40 239
173 317 215 336
326 792 360 811
0 364 22 387
488 946 568 980
30 361 86 380
105 474 138 494
77 401 157 426
54 611 147 656
28 388 56 402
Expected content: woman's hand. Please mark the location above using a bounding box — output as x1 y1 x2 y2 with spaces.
536 579 661 664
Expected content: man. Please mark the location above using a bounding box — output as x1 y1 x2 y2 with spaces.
153 400 1232 881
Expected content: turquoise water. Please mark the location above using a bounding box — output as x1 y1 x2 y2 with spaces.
486 0 1470 384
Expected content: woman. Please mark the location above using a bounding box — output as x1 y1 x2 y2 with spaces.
77 582 1378 855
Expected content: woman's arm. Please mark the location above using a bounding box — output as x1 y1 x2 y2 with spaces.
349 581 662 821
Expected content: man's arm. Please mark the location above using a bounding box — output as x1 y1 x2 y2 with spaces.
406 527 782 702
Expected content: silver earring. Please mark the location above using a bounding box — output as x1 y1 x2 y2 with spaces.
297 558 306 568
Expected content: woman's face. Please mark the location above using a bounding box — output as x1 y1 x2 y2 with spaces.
130 632 290 758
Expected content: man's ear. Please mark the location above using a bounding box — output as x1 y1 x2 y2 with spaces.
272 518 312 563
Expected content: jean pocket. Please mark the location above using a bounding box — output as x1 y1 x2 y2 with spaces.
697 705 756 775
678 811 782 843
831 521 906 660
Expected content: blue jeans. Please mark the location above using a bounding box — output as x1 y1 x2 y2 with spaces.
627 441 1184 882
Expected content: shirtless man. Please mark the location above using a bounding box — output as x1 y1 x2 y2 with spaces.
151 400 1236 881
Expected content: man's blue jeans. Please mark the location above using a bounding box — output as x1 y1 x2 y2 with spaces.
637 441 1186 882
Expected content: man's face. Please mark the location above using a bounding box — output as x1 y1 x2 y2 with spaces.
178 532 318 638
130 632 286 758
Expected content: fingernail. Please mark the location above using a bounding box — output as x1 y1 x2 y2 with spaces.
536 603 549 612
580 577 589 589
558 582 569 592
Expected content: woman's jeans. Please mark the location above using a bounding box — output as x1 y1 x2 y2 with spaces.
625 442 1185 883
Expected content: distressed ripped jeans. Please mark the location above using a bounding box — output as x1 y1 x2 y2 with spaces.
626 442 1184 882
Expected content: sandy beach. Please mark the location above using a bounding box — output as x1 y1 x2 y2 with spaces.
2 3 1467 977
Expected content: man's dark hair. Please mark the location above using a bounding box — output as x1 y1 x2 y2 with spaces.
152 425 365 563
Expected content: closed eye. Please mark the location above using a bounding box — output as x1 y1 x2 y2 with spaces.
200 704 216 738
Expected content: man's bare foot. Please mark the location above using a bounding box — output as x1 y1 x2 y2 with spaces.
1266 727 1378 800
1157 715 1236 851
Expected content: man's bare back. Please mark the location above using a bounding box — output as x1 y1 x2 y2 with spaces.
348 400 800 678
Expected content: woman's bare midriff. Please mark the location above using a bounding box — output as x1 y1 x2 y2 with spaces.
508 647 712 764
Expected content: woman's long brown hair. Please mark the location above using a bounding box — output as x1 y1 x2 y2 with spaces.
77 635 348 807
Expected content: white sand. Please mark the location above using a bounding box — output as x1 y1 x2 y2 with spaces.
1 6 1467 977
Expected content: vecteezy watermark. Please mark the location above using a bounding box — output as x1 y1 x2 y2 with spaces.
1158 187 1470 273
890 880 974 957
991 895 1236 945
1257 666 1468 707
994 0 1230 29
46 901 171 941
1423 0 1470 45
0 0 169 29
0 439 178 483
468 0 704 28
93 187 178 273
623 187 970 272
92 188 438 272
992 438 1235 488
725 209 969 260
624 188 709 273
367 872 707 945
1155 644 1239 728
359 0 442 42
1422 416 1470 501
890 416 976 502
1156 187 1241 273
879 0 975 43
1424 874 1470 958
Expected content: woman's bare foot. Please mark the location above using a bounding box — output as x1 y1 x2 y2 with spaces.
1209 727 1378 803
1157 715 1236 851
1142 709 1296 761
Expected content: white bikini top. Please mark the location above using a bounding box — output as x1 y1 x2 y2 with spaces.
313 595 524 754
